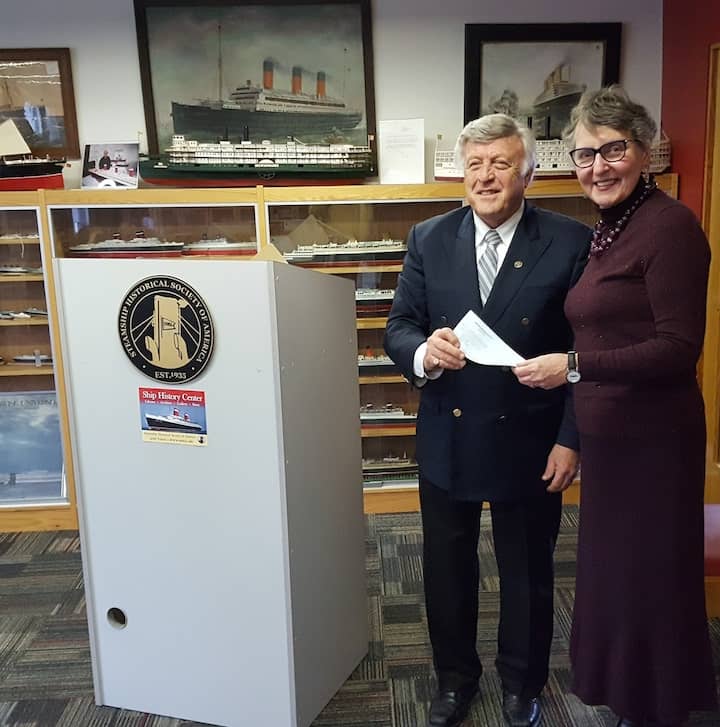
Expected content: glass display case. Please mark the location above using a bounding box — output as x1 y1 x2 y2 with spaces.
43 189 260 259
0 192 74 529
264 184 468 511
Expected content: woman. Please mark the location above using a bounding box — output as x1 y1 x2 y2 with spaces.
513 86 717 726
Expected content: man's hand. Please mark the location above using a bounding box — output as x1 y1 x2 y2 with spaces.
513 353 567 390
542 444 579 493
423 327 466 374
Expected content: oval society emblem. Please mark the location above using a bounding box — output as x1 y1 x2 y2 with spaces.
118 276 214 383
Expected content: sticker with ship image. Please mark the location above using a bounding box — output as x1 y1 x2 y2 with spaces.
0 391 66 505
139 387 208 446
118 276 215 384
134 0 376 183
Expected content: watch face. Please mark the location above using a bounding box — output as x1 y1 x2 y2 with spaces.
566 370 581 384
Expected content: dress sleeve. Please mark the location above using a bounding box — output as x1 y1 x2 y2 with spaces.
578 204 710 382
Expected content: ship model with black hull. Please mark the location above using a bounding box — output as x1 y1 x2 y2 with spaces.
0 119 64 191
141 59 373 187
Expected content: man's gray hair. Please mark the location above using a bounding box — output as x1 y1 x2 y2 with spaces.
454 114 537 180
562 85 657 152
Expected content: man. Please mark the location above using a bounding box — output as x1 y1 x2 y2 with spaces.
384 114 591 727
98 150 112 170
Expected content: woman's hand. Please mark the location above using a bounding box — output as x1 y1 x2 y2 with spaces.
513 353 568 390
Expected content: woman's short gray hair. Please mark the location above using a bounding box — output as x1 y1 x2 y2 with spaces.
454 114 537 180
562 85 657 152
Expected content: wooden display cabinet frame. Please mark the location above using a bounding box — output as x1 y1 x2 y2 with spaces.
0 176 679 526
0 192 77 531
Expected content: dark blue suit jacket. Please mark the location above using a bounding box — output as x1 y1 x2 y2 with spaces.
384 203 591 501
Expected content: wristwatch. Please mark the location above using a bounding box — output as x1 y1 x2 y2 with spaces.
566 350 581 384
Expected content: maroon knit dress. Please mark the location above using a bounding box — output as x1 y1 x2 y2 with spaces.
565 182 718 724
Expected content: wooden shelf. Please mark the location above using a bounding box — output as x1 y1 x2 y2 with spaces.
0 318 48 327
361 425 416 437
357 317 387 329
0 237 40 246
0 364 54 377
0 274 43 283
358 374 406 385
310 264 403 275
362 479 580 514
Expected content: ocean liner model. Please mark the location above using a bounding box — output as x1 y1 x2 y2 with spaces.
181 235 257 256
68 231 184 258
0 119 63 191
362 455 419 488
355 288 395 317
284 238 406 266
360 403 416 427
171 60 363 143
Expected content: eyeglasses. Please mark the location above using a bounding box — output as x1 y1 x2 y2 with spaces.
568 139 635 168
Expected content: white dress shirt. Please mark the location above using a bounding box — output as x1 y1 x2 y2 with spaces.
411 201 525 382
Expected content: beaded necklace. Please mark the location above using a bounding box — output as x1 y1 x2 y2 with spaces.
590 178 657 257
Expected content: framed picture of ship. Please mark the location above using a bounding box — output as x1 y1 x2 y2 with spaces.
134 0 376 159
0 48 80 159
0 391 67 506
464 23 621 140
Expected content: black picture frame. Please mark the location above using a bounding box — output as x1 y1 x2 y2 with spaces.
0 48 80 159
134 0 376 157
464 23 622 139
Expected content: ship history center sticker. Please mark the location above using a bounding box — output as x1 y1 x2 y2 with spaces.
118 276 214 383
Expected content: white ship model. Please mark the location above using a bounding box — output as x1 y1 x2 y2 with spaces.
362 454 419 488
13 351 52 365
535 139 573 174
355 288 396 317
69 231 184 258
161 134 372 172
0 119 64 191
360 403 416 425
284 238 406 266
181 234 257 256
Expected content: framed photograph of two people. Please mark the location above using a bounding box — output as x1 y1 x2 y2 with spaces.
134 0 376 157
464 23 622 140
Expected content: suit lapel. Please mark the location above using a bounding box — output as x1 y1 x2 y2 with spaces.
481 204 552 326
444 207 482 317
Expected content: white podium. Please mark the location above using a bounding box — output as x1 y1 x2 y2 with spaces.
53 259 367 727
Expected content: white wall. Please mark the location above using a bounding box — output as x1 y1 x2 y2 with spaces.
1 0 662 181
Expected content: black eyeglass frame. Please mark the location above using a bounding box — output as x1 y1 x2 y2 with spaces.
568 139 636 168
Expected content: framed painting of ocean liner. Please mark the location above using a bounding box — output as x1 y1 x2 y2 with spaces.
0 48 80 160
464 23 621 140
134 0 376 165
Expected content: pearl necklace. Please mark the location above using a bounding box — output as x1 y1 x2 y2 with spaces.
590 179 657 257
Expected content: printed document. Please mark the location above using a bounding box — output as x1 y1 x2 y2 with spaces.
453 310 525 366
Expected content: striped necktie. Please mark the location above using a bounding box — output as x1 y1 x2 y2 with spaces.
478 228 501 304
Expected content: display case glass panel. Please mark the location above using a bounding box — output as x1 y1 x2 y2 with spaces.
266 189 465 494
0 202 67 507
47 201 259 259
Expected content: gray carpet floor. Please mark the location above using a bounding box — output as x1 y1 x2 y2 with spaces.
0 507 718 726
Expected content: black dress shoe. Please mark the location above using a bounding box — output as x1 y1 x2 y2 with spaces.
427 683 478 727
502 691 541 727
616 720 641 727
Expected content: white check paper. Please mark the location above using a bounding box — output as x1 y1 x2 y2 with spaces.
453 310 526 366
